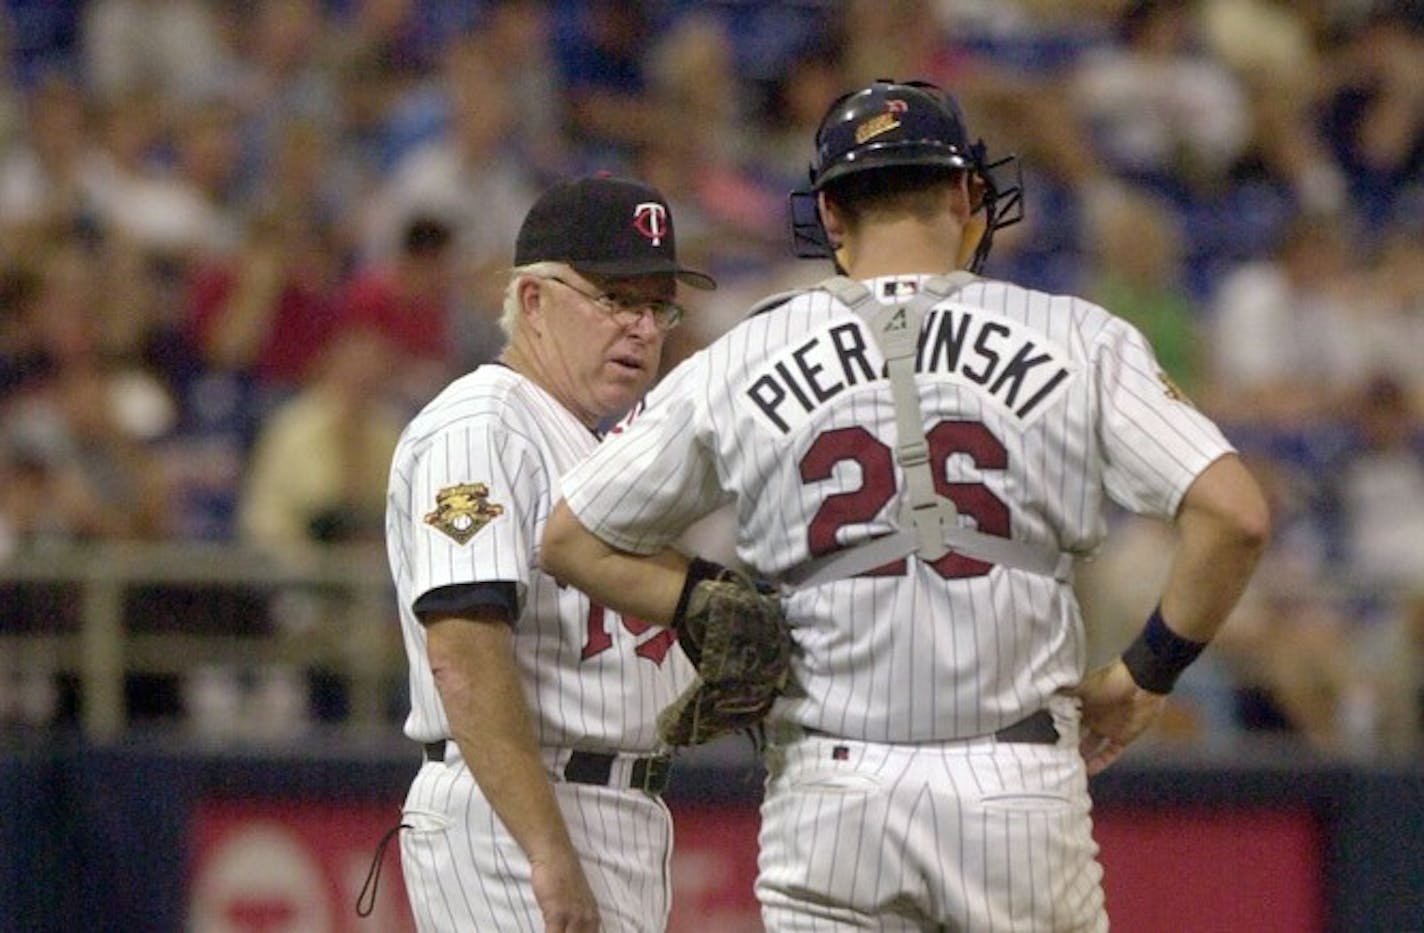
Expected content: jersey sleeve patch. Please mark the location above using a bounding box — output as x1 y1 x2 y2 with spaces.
424 482 505 545
1157 370 1194 406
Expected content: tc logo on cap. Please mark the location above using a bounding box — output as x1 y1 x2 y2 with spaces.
633 202 668 247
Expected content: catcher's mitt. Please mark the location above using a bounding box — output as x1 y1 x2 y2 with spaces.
659 569 791 747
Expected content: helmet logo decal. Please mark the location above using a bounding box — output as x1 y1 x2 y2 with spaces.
632 202 668 246
854 101 905 144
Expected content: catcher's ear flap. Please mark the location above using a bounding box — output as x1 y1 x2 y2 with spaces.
789 188 834 259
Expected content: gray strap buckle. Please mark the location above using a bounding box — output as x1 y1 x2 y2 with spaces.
781 273 1075 587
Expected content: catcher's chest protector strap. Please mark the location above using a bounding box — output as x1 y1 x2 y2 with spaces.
784 274 1074 588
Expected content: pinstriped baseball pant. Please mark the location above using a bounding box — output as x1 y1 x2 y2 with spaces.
399 754 674 932
757 706 1107 932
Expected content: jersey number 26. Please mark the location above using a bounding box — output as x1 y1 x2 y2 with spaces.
801 420 1009 580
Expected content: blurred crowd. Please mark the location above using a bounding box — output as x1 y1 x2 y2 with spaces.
0 0 1422 756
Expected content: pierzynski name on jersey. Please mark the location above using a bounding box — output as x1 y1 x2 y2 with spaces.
742 302 1078 435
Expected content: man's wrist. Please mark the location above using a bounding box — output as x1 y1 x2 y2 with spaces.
672 557 728 665
1120 606 1207 695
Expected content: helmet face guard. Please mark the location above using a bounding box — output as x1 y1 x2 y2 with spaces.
788 80 1023 274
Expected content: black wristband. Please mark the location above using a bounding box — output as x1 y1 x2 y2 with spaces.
1120 606 1207 695
672 558 728 667
673 558 727 625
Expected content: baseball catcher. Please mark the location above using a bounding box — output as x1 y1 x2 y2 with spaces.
540 77 1268 931
660 559 792 746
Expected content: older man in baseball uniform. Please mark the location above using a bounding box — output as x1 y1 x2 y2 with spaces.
384 174 712 932
541 81 1269 931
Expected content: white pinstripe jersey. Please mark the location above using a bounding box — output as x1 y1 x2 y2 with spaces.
386 364 694 753
561 275 1235 743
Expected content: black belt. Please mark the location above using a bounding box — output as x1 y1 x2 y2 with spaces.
810 709 1059 747
422 742 672 795
992 709 1059 745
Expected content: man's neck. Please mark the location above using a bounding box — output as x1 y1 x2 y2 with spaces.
499 341 600 429
841 220 963 280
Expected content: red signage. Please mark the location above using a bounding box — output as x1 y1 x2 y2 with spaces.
189 800 1322 932
189 801 414 933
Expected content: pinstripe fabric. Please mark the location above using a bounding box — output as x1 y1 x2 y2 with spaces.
757 698 1103 932
387 364 693 749
400 757 674 933
386 364 693 930
561 274 1237 929
562 276 1233 742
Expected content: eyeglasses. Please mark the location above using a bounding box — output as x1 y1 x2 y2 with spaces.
539 275 685 332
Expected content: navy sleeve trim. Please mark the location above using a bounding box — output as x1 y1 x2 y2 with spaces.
414 582 517 625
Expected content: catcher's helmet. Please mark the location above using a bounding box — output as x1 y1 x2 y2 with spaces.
789 79 1023 273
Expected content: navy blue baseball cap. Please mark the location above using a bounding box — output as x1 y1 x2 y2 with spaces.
514 175 716 290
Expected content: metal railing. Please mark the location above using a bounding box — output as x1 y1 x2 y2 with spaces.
0 542 402 742
4 540 1417 756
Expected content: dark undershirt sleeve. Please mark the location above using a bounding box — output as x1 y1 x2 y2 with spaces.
413 582 517 626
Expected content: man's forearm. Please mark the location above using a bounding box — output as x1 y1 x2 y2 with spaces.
542 501 691 624
1157 454 1270 644
427 615 581 865
1158 504 1265 644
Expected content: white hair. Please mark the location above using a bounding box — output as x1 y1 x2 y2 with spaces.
500 261 568 338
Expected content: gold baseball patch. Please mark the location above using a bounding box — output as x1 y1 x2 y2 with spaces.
1158 371 1193 406
425 483 504 545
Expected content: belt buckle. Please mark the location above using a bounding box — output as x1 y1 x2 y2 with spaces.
632 756 672 795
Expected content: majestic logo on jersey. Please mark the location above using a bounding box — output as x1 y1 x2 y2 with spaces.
424 483 504 544
742 303 1078 435
632 202 667 246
